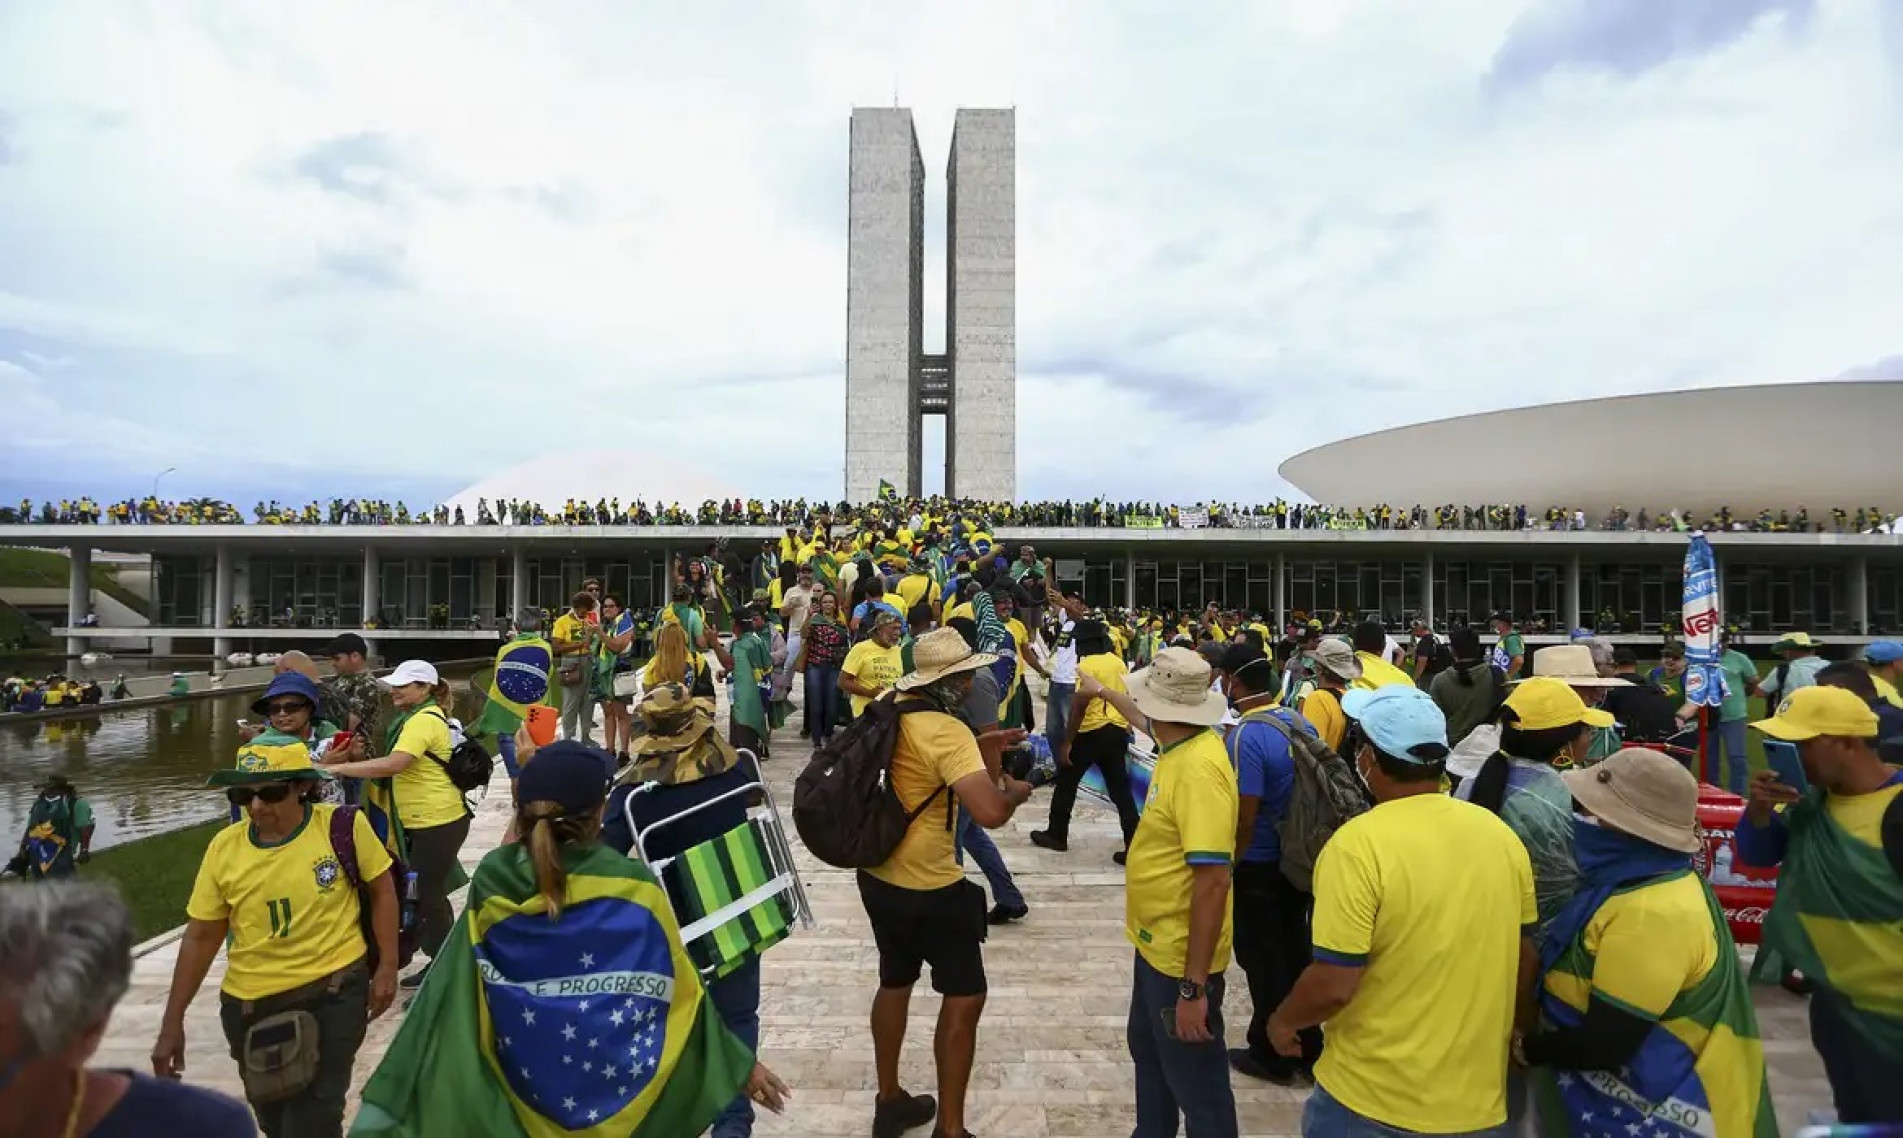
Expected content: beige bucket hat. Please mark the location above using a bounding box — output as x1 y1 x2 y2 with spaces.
1560 746 1702 854
1127 646 1227 727
1310 638 1363 681
894 627 999 691
1521 644 1625 687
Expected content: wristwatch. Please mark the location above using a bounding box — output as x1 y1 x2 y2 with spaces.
1178 978 1204 1001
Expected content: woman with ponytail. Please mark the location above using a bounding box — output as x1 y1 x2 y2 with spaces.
354 740 790 1135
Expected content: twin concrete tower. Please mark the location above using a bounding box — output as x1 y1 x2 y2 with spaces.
845 107 1016 503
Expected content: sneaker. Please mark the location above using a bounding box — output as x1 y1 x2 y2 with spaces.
873 1090 937 1138
1112 850 1127 866
1228 1047 1306 1086
398 965 431 991
986 903 1029 925
1028 831 1067 852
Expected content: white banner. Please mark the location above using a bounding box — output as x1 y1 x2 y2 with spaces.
1178 508 1209 529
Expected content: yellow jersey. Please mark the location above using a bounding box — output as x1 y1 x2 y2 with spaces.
187 804 393 1000
1124 729 1238 978
389 706 467 829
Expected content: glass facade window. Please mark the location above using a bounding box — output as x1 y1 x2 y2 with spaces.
1577 563 1680 634
1434 560 1563 631
249 557 363 627
524 554 671 615
1288 560 1424 627
154 554 205 627
1872 565 1902 635
1722 563 1850 634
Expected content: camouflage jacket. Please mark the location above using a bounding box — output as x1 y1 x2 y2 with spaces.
321 670 383 751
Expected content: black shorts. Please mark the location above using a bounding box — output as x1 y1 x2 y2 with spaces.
855 871 988 997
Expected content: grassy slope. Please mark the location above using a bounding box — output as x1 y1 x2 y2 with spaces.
0 547 154 620
79 820 224 941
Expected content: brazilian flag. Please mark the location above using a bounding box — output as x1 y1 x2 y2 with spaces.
877 478 898 502
353 843 754 1136
471 635 554 739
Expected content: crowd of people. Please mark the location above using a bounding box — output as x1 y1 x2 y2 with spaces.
5 510 1900 1137
7 492 1898 534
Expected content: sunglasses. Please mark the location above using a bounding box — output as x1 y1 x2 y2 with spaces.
226 783 297 807
264 700 313 716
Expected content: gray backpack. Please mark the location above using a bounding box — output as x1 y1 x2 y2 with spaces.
1240 708 1371 892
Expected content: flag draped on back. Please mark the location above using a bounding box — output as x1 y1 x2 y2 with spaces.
352 842 754 1137
472 635 554 739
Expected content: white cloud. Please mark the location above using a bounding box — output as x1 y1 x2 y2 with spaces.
0 0 1898 505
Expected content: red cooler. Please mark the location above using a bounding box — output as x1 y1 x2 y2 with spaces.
1691 784 1778 945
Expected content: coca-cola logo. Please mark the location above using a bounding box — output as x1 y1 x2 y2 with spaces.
1726 906 1768 925
1683 609 1721 639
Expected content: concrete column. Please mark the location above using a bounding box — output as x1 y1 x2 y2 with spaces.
212 545 234 658
65 544 92 658
511 547 529 621
1850 555 1869 634
362 546 380 629
1564 553 1582 634
1273 552 1287 630
1124 547 1136 612
1421 551 1435 629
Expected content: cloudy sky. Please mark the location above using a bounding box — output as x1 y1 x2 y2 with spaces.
3 0 1900 510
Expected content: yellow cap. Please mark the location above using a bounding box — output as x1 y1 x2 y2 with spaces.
1502 677 1615 731
1751 685 1879 741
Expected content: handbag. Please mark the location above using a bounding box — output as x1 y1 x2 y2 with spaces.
558 660 583 685
240 1009 322 1104
613 672 641 698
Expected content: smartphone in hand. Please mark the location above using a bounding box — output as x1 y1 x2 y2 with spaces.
1763 739 1809 794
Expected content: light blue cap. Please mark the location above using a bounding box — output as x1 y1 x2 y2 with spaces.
1864 640 1903 664
1340 685 1450 762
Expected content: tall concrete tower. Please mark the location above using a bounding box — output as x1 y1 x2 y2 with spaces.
845 108 926 500
844 107 1015 503
945 109 1016 501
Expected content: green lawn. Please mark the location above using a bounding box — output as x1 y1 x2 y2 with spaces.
0 547 153 620
79 820 224 941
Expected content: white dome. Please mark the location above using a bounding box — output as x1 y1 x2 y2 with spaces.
446 449 745 513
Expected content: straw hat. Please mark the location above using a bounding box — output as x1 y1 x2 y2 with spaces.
1561 747 1702 854
895 628 999 691
1520 644 1624 687
1127 646 1228 727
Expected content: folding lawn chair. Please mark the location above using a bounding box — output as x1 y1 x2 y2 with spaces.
621 750 814 982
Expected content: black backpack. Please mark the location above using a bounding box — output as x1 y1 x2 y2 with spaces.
420 707 495 792
793 695 953 869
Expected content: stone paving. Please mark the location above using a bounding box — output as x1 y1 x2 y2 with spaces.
98 679 1835 1136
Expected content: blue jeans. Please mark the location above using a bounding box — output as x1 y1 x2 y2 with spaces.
805 665 840 744
496 731 520 779
1127 952 1237 1138
955 810 1025 910
1715 718 1749 796
1046 681 1075 743
1303 1083 1508 1138
706 956 762 1137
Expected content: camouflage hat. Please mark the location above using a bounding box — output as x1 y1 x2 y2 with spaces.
626 683 740 787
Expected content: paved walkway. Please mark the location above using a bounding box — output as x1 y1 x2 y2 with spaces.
98 680 1834 1136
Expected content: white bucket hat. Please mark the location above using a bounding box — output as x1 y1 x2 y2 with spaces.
1520 644 1624 687
894 628 998 691
1127 646 1227 727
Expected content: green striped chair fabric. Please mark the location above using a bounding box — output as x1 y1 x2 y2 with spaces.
666 818 795 980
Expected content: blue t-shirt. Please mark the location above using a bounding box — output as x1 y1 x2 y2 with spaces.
1227 708 1312 864
94 1073 256 1137
852 599 902 628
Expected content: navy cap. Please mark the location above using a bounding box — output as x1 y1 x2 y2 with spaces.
516 741 613 816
